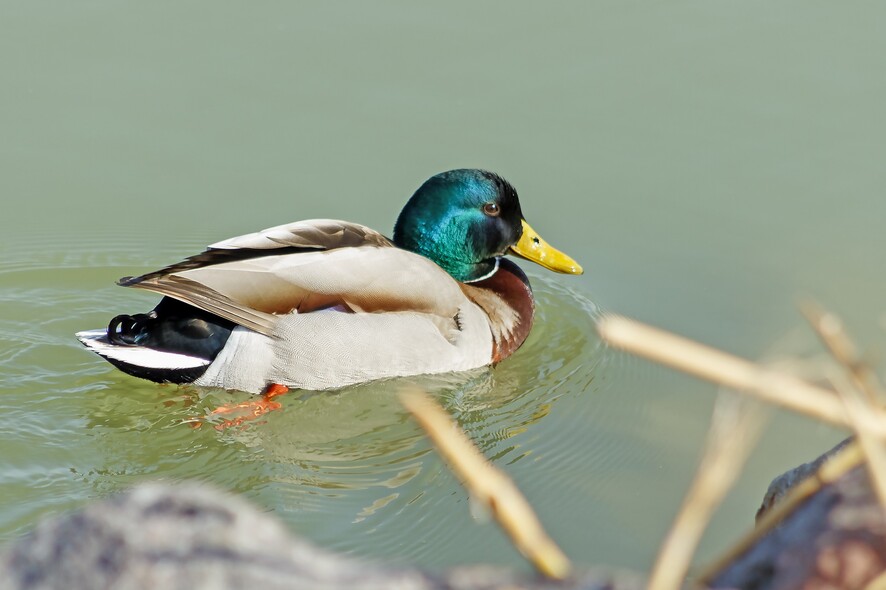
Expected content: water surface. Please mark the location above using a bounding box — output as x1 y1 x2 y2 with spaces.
2 0 882 575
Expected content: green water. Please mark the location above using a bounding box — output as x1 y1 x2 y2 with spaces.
2 0 883 575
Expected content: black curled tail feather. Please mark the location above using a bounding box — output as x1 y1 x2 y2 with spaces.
107 313 155 346
105 297 234 362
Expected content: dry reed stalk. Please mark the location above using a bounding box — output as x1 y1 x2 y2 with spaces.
834 377 886 507
399 388 572 581
600 310 886 585
647 394 765 590
800 300 886 507
864 569 886 590
596 315 886 436
596 314 873 583
800 300 886 406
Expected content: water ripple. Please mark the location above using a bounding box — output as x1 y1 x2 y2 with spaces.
0 238 642 569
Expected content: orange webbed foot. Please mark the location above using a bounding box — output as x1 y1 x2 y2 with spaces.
192 383 290 431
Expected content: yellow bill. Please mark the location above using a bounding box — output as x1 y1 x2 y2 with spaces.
510 220 583 275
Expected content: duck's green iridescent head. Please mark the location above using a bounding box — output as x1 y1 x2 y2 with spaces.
393 169 582 282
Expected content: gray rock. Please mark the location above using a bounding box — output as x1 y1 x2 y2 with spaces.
0 483 640 590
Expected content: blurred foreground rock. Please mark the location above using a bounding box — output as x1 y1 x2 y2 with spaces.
0 483 641 590
10 440 886 590
706 438 886 589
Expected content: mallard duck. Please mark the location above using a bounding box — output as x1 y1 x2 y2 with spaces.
77 169 582 393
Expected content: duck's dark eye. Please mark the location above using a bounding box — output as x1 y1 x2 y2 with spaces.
482 202 500 217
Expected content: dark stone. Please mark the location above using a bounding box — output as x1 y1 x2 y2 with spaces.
707 438 886 589
756 437 852 522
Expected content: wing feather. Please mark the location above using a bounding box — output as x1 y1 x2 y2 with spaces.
129 276 278 335
120 219 466 333
208 219 392 251
120 220 393 286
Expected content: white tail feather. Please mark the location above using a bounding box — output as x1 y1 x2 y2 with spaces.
76 329 210 370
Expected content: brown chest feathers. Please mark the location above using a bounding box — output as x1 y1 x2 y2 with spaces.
460 258 535 363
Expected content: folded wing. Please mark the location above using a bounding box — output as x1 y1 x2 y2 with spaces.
119 219 467 337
